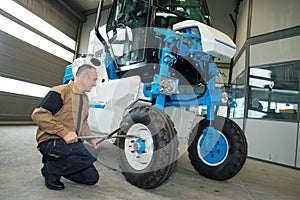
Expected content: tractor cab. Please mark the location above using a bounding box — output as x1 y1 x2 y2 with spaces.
94 0 210 83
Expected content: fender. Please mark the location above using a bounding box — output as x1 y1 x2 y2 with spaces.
173 20 236 60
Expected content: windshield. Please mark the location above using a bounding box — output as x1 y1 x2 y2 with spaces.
157 0 210 24
107 0 149 32
106 0 150 66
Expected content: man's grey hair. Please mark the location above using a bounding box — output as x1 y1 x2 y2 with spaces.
76 64 96 76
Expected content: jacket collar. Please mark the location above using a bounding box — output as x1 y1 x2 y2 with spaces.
67 80 83 94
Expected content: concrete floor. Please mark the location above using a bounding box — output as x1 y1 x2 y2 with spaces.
0 125 300 200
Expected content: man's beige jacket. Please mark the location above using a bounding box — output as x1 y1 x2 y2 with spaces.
32 81 92 144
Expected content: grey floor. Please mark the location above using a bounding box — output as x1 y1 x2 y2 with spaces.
0 125 300 200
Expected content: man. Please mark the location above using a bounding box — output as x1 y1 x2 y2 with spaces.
32 59 99 190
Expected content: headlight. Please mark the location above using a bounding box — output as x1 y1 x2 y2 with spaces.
221 91 229 104
160 76 178 94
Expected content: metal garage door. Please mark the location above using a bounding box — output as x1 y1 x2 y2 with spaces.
0 0 79 123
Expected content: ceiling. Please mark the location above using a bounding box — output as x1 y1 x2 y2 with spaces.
62 0 108 14
71 0 100 12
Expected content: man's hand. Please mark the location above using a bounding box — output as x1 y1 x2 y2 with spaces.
90 138 100 149
63 131 78 144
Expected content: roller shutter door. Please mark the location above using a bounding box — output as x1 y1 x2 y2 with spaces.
0 0 79 123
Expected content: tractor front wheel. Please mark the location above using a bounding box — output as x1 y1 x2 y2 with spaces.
188 116 247 181
117 106 178 189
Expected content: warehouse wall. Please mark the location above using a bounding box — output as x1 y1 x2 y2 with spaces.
234 0 249 59
77 8 111 55
231 0 300 168
250 0 300 37
0 0 79 123
78 14 97 55
15 0 79 39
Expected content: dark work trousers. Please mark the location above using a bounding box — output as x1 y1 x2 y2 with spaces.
38 138 99 185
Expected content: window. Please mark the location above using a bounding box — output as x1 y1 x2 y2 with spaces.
106 0 149 66
248 63 299 121
157 0 210 25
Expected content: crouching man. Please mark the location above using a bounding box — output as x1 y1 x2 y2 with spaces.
32 59 100 190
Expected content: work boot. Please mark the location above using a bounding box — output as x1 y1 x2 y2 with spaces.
45 177 65 190
41 167 64 190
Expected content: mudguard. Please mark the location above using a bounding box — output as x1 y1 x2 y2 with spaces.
173 20 236 59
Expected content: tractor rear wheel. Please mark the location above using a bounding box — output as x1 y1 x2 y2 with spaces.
188 116 247 180
117 106 178 189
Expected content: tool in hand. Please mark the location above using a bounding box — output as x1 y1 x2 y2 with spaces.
78 123 136 145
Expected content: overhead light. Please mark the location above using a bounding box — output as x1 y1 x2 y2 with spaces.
221 92 229 104
0 15 74 62
0 0 76 50
0 76 50 98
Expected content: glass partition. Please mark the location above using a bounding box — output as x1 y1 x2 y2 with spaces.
248 62 299 121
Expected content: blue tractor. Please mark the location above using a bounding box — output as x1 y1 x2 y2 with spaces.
64 0 247 189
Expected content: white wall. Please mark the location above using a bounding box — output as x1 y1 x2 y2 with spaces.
232 118 244 131
245 119 298 166
250 35 300 67
251 0 300 37
297 125 300 168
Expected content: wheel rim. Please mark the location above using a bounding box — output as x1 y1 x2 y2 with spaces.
124 123 154 170
197 130 229 166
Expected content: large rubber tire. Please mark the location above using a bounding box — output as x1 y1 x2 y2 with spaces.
117 106 178 189
188 116 247 181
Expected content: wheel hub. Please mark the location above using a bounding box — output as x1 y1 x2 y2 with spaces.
197 127 229 166
124 123 154 170
132 138 146 154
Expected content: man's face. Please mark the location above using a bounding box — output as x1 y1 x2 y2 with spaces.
83 68 98 92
